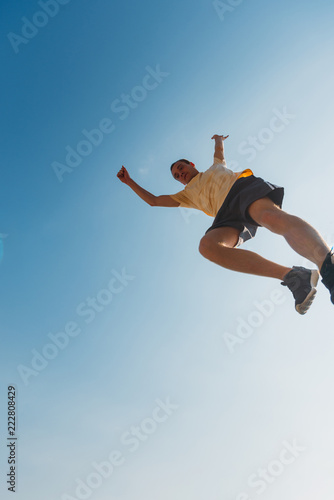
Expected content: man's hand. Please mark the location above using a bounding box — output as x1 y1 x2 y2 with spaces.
116 165 179 207
211 134 229 141
117 165 131 184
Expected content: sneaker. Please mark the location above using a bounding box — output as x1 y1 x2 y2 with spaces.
320 249 334 304
281 266 319 315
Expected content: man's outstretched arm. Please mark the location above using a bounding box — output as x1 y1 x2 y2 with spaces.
211 134 229 162
117 166 180 207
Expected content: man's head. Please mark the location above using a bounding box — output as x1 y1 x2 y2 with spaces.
170 159 199 185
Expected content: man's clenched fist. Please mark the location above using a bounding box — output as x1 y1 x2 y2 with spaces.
117 166 131 184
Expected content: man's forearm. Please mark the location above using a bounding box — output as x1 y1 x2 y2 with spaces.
214 137 225 160
127 179 156 206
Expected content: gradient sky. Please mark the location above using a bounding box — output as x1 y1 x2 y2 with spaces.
1 0 334 499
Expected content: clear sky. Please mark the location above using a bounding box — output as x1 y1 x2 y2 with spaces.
1 0 334 499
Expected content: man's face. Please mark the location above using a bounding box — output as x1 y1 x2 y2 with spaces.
171 161 198 185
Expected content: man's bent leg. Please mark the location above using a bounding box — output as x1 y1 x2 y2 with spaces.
248 197 330 269
199 227 292 280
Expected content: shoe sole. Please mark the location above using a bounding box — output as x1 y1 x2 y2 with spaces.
295 270 319 315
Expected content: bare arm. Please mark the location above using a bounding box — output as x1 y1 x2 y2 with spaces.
117 166 180 207
211 134 229 162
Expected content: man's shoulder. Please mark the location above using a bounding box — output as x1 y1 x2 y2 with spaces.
202 160 227 175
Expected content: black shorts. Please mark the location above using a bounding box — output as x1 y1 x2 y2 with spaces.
205 175 284 247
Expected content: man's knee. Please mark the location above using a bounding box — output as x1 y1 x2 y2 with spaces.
199 228 240 257
199 234 223 259
199 234 229 259
199 235 212 258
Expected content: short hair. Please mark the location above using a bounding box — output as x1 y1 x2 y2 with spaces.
170 158 191 174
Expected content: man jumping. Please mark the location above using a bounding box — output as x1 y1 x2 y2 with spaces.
117 134 334 314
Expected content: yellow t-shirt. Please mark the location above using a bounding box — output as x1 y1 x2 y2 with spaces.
170 158 253 217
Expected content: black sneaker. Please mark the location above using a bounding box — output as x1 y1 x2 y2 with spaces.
320 249 334 304
281 266 319 315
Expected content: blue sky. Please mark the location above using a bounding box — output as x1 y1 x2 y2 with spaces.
1 0 334 499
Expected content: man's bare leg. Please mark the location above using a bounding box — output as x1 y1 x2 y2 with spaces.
247 197 330 269
199 227 292 280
